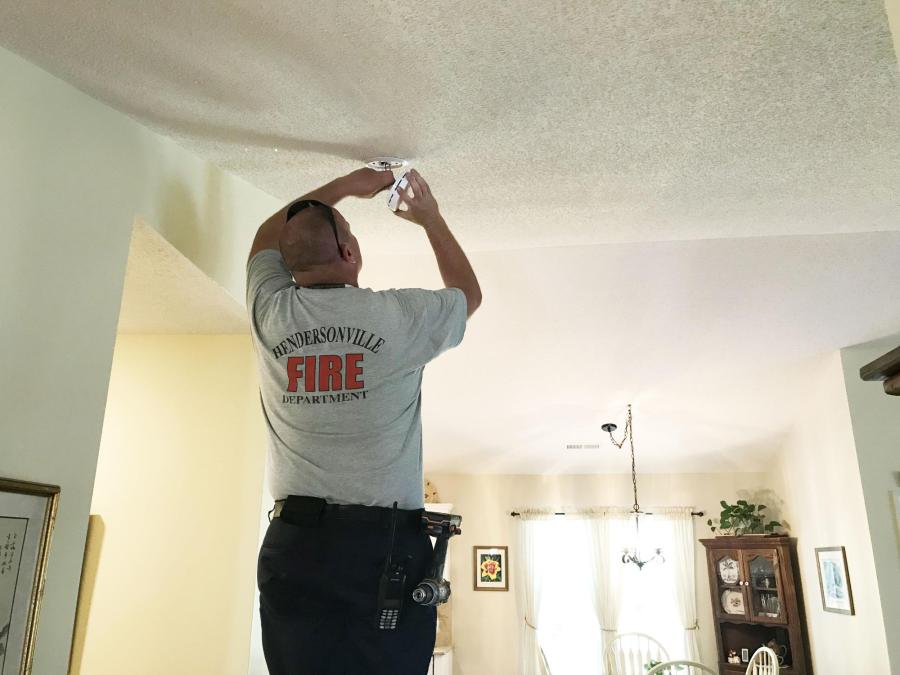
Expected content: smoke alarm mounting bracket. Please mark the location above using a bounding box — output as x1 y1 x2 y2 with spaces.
366 157 409 172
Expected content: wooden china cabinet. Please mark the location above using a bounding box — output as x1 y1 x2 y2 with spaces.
701 536 812 675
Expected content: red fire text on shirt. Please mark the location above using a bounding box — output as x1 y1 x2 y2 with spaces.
286 354 365 392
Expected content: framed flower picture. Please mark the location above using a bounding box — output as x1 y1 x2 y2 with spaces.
815 546 854 615
473 546 508 591
0 477 60 675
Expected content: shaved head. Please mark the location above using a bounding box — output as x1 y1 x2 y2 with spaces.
279 204 342 272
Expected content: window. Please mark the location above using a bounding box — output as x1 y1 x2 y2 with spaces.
535 514 686 675
538 517 603 675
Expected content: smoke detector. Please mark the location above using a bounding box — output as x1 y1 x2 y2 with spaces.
365 157 409 171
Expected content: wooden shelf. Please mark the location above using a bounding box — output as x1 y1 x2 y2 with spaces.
718 616 785 625
702 538 812 675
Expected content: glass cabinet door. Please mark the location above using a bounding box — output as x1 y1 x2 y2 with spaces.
744 549 787 624
713 550 748 619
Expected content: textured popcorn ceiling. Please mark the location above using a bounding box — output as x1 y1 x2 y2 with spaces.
1 1 899 254
117 221 248 334
4 2 900 472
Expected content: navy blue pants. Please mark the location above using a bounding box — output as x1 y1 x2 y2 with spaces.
257 497 437 675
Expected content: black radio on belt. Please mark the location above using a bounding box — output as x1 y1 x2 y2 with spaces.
376 561 407 630
376 502 407 630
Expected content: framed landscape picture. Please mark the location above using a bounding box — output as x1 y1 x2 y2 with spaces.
0 478 60 675
473 546 508 591
815 546 854 615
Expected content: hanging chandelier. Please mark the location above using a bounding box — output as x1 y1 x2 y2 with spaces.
602 404 664 570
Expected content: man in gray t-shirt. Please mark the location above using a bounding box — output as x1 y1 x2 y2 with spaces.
247 168 481 509
248 168 481 675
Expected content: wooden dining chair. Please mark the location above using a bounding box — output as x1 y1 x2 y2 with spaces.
745 646 780 675
539 645 552 675
646 660 717 675
604 632 669 675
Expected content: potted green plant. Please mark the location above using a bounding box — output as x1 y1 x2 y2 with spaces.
707 500 781 536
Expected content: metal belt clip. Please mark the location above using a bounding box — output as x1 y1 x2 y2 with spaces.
268 500 285 522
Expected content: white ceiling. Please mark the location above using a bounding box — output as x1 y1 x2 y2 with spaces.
4 2 900 472
363 231 900 473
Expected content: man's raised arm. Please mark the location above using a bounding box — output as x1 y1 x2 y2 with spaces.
248 169 394 262
394 170 482 318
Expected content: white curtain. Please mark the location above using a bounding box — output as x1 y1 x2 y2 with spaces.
659 507 700 661
514 513 554 675
516 507 698 673
584 510 629 672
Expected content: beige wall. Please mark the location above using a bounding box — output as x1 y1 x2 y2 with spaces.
841 338 900 672
77 335 265 674
426 471 779 675
0 45 277 673
772 353 890 674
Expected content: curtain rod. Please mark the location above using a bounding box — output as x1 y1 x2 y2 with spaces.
509 510 704 517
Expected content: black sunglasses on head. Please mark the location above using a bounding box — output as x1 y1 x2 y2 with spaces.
285 199 342 257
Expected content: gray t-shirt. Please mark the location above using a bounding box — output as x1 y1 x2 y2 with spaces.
246 250 467 509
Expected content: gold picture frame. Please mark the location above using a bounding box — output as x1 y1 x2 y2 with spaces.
473 545 509 591
0 477 60 675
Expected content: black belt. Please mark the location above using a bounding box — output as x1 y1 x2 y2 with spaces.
270 495 424 529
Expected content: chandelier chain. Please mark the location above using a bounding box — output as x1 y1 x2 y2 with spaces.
629 411 639 513
605 404 640 513
604 404 663 569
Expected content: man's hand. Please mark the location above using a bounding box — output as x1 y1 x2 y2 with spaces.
340 168 396 199
393 170 443 228
394 170 482 318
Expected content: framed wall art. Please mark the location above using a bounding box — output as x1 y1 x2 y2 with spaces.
0 478 60 675
893 488 900 548
815 546 855 615
473 545 508 591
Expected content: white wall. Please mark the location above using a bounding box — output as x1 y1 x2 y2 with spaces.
426 471 779 675
75 336 265 675
772 353 890 674
841 338 900 673
0 45 277 674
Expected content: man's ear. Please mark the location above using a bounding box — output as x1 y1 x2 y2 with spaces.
339 242 357 264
